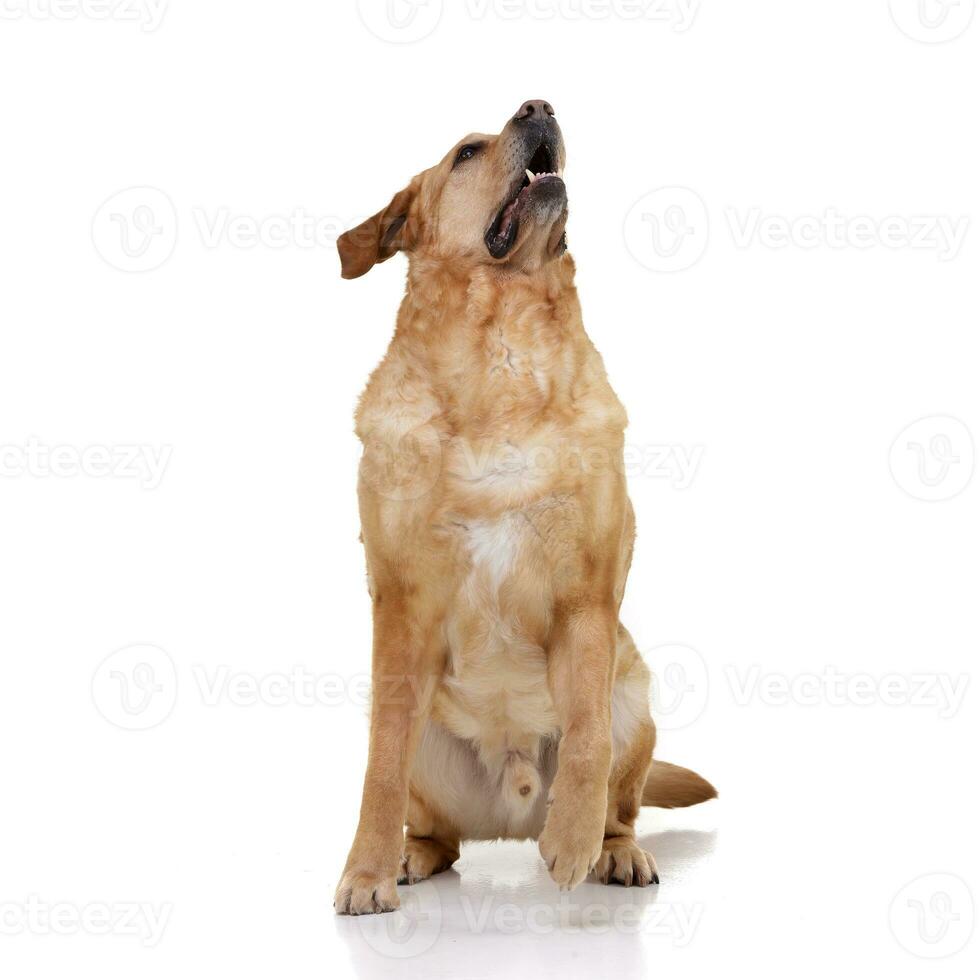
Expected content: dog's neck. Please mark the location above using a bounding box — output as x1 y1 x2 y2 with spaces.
377 251 621 439
355 250 626 462
398 253 580 346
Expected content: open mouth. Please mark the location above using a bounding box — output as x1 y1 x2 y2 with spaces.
485 141 564 259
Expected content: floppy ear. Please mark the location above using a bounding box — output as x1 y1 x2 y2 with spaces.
337 183 417 279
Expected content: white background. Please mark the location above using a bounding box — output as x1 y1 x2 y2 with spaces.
1 1 978 978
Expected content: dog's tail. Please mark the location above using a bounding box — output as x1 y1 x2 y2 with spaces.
642 759 717 809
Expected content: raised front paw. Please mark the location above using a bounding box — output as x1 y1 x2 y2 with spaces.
538 798 605 891
334 868 400 915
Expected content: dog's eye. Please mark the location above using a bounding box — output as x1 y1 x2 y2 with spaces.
454 144 481 166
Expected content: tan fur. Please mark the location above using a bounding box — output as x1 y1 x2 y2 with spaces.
642 759 719 809
334 102 714 915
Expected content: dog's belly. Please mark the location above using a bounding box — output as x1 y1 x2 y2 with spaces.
411 719 557 841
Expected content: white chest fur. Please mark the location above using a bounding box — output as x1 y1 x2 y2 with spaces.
434 510 558 749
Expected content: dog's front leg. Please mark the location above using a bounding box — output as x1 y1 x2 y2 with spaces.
538 600 616 890
334 589 444 915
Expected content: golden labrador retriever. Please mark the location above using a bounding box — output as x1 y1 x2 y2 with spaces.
335 100 715 915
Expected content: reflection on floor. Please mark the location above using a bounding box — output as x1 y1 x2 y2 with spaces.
334 807 719 980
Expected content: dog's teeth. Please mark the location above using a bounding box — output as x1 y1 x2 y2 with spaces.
525 169 565 182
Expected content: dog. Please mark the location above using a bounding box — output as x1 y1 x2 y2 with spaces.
334 100 715 915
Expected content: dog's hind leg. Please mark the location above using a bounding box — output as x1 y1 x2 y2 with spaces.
399 790 461 885
592 625 659 887
597 719 658 886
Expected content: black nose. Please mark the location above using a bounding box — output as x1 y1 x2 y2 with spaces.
514 100 555 122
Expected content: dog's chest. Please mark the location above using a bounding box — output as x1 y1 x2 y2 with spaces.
429 506 557 740
358 288 626 743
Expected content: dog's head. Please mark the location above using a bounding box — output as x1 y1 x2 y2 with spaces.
338 100 568 279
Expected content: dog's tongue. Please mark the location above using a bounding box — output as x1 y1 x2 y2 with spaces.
496 184 532 240
497 200 519 238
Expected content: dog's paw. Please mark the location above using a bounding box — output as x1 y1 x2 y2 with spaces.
538 804 604 891
592 836 659 887
398 837 459 885
334 870 400 915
